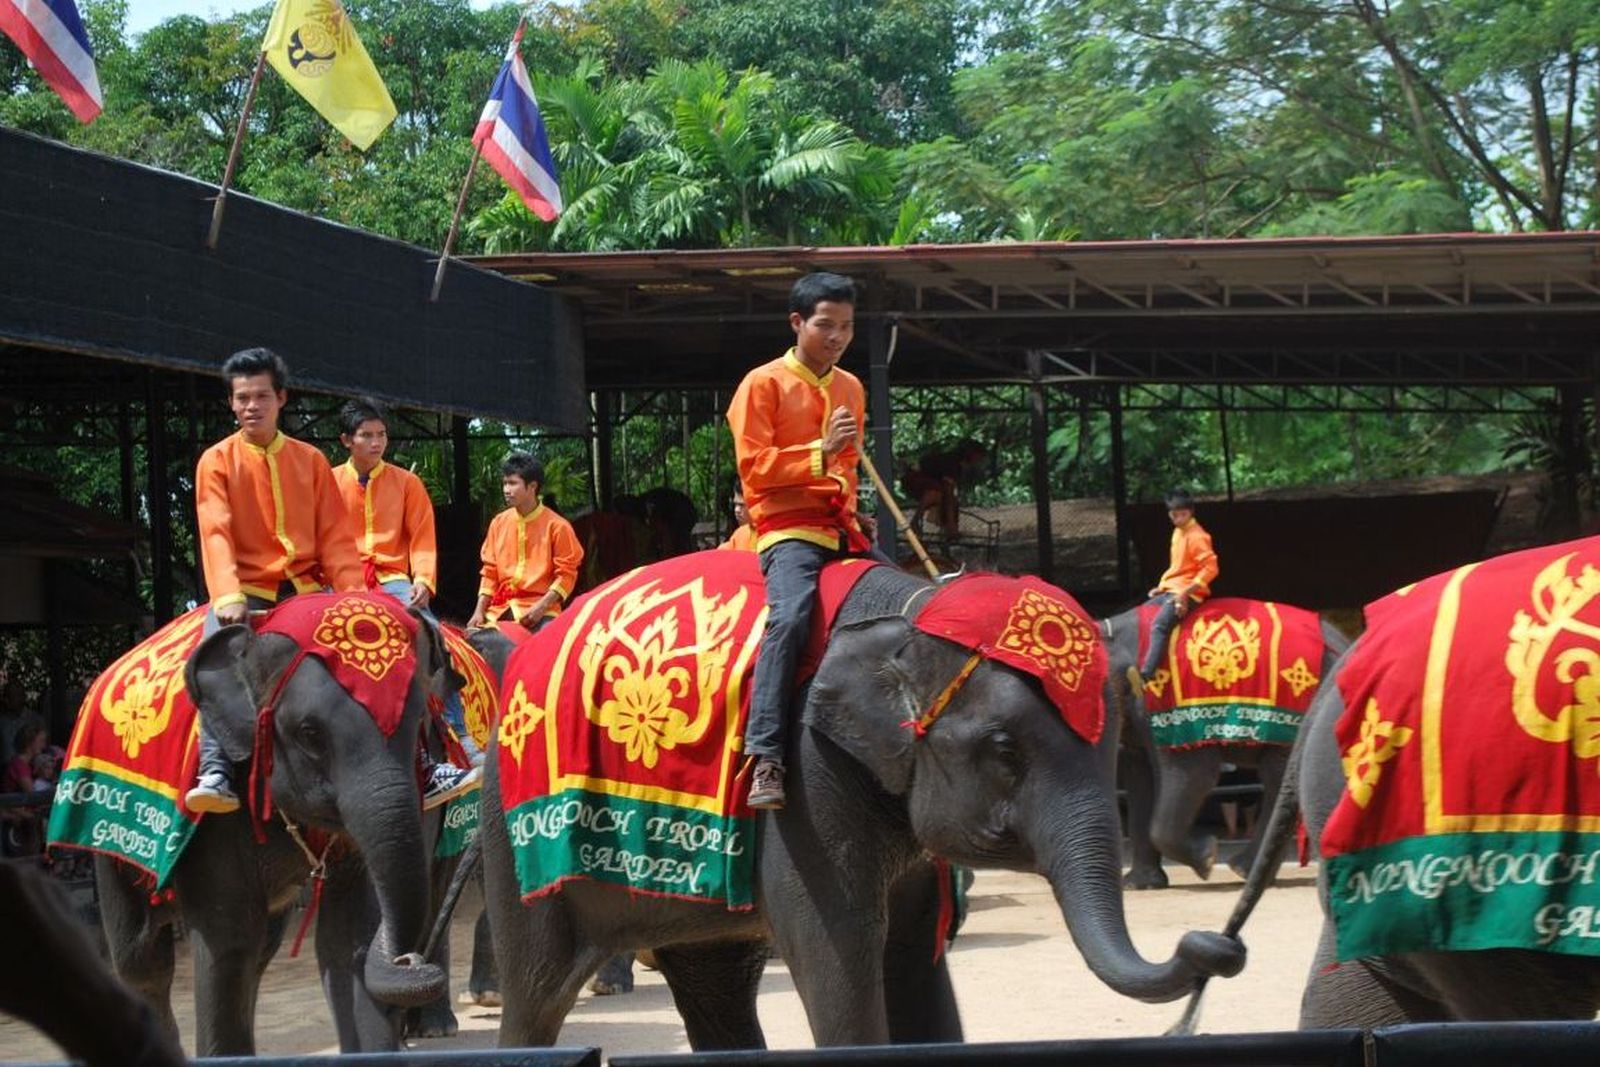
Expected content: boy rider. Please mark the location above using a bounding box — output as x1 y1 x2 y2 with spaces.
467 453 584 632
727 272 878 810
333 397 484 778
1138 488 1220 682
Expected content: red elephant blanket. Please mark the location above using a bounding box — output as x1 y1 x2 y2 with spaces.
435 623 500 859
1322 536 1600 960
1137 598 1326 749
47 606 209 886
498 551 880 908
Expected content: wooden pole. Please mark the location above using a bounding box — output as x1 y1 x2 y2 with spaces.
860 452 940 580
430 151 482 302
207 50 268 251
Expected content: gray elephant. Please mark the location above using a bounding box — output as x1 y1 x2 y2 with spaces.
481 563 1246 1049
1100 601 1349 889
1212 543 1600 1026
94 609 457 1056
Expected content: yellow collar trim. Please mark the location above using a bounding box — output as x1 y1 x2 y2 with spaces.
242 431 286 456
515 503 545 524
783 349 834 388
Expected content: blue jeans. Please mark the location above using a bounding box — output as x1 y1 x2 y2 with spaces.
379 579 480 765
744 540 840 761
1140 592 1184 679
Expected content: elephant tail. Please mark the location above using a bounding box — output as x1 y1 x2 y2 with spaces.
1166 699 1309 1035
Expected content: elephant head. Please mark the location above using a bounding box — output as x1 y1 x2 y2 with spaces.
184 611 457 1008
805 617 1245 1003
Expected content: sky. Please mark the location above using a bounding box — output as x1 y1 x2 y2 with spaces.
124 1 502 36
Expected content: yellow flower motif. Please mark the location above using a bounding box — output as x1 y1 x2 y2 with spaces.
996 588 1096 691
1143 668 1172 699
498 680 547 768
97 610 204 760
1279 657 1320 698
597 663 690 769
313 598 411 681
1341 697 1414 808
1186 614 1261 690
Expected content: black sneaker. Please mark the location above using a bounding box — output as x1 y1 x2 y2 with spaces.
422 763 481 811
746 758 786 810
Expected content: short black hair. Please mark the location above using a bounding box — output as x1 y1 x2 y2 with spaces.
502 452 544 487
339 397 391 437
1164 487 1196 510
221 347 290 392
789 272 858 318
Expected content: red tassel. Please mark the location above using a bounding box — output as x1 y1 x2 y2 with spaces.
290 874 325 958
1297 817 1309 867
931 856 954 964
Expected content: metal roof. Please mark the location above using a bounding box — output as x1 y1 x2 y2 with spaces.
473 232 1600 389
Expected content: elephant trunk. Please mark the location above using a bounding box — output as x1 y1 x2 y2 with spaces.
342 774 447 1008
1034 778 1245 1003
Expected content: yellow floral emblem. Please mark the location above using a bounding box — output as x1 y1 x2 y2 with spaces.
1505 552 1600 771
444 631 497 750
1280 657 1320 698
312 598 411 682
1342 698 1414 808
499 680 547 767
97 611 206 759
995 588 1096 691
577 578 747 769
1142 667 1172 699
1185 613 1261 690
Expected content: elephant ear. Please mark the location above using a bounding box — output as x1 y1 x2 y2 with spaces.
803 617 942 796
411 612 463 704
184 625 302 762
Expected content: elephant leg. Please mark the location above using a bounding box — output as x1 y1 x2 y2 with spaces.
1228 751 1286 878
653 941 768 1050
95 858 180 1049
316 860 403 1053
467 905 500 1005
407 858 460 1040
883 862 963 1043
589 952 635 995
186 909 273 1055
1299 921 1442 1028
1149 746 1225 879
1409 949 1600 1021
1119 745 1166 890
492 896 603 1047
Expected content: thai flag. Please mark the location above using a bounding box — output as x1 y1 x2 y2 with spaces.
472 24 561 222
0 0 102 123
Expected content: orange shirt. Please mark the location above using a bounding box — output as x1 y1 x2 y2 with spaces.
718 524 757 552
1154 518 1219 601
477 504 584 622
726 350 866 552
332 460 439 592
196 431 362 608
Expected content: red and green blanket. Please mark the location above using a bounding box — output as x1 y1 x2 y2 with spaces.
1322 536 1600 960
436 623 498 859
1137 597 1325 749
498 550 879 908
47 606 209 887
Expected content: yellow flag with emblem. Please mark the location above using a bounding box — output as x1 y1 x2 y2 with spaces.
262 0 396 151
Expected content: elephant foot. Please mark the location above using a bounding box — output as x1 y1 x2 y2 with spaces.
404 1000 460 1039
1227 848 1253 880
1190 835 1218 881
457 988 502 1008
588 952 636 995
1123 866 1169 890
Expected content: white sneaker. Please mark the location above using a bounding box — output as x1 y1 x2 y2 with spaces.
422 763 481 811
185 772 240 814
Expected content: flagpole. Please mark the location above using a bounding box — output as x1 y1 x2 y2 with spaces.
208 50 268 251
430 151 483 302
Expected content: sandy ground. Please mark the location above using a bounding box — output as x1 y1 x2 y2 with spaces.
0 855 1323 1061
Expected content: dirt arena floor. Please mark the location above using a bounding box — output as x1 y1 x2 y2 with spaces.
0 854 1327 1061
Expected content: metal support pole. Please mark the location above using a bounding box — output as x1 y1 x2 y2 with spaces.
868 316 895 558
451 416 471 507
711 389 723 538
145 374 173 623
1219 390 1236 502
1027 350 1054 583
117 401 138 627
594 391 615 510
1109 385 1131 598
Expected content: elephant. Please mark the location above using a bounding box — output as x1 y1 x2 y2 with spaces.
481 562 1246 1050
1216 644 1600 1027
1100 602 1349 889
95 609 458 1056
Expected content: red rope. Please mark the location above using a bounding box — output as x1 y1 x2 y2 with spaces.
289 873 326 959
932 856 954 964
248 649 309 845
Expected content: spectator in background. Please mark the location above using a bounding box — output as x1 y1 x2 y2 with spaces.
468 453 585 632
901 439 990 545
0 678 46 766
719 483 756 552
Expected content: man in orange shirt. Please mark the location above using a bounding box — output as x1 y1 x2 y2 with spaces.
466 453 584 632
1138 488 1220 681
727 272 880 810
334 398 483 776
186 348 364 814
718 483 756 551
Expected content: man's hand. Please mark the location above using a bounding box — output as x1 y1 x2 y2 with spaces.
1173 593 1192 619
466 608 488 630
216 601 248 626
821 405 858 458
408 583 433 611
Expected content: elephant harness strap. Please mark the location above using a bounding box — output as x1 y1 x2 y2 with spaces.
907 652 984 738
247 648 312 845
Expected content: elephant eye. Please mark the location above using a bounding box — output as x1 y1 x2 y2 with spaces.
983 729 1025 781
295 720 325 750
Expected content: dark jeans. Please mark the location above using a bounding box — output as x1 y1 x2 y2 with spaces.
744 539 840 761
197 589 284 779
1140 592 1184 678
